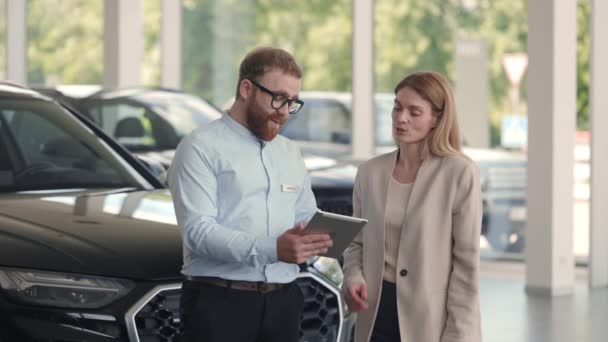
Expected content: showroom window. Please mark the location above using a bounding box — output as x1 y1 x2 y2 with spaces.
142 0 161 87
182 0 352 108
0 0 589 262
27 0 103 85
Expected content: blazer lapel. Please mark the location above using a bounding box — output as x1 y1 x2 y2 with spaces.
375 150 398 246
379 150 399 220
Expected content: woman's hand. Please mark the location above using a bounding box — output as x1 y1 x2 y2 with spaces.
346 282 369 312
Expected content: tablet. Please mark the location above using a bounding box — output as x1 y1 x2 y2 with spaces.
303 210 368 259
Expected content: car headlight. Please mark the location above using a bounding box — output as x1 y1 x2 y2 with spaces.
310 257 344 287
0 267 135 309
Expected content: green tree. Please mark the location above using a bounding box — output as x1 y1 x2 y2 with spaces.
577 0 590 130
27 0 103 85
182 0 220 100
182 0 352 102
253 0 352 92
375 1 459 92
181 0 534 135
143 0 161 87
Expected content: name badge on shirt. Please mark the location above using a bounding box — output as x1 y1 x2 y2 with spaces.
281 184 299 193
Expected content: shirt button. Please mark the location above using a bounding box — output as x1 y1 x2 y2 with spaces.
400 269 408 277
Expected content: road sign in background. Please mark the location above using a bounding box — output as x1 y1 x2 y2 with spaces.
501 115 528 149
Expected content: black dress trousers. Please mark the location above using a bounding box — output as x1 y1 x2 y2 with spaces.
370 280 401 342
178 280 304 342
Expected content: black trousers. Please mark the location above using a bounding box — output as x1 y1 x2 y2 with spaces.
179 280 304 342
370 281 401 342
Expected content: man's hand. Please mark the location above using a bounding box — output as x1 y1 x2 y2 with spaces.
345 282 368 312
277 222 333 264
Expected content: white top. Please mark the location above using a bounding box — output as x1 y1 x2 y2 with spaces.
383 176 413 283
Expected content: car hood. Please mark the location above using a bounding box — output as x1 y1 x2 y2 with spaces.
0 189 182 281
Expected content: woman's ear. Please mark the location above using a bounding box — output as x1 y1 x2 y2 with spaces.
431 112 441 128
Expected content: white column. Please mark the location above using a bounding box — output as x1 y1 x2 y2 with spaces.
161 0 181 89
104 0 142 89
525 0 577 296
6 0 27 85
589 0 608 288
351 0 375 159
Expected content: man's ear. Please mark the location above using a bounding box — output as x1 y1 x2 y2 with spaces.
239 79 253 100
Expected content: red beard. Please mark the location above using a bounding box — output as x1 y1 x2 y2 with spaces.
246 96 286 141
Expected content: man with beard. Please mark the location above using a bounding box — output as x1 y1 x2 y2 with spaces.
168 47 333 342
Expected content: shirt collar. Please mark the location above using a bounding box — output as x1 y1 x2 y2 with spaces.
222 112 272 147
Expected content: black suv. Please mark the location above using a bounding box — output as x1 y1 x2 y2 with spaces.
0 84 354 341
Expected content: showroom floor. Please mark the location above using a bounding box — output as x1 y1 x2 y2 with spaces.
480 261 608 342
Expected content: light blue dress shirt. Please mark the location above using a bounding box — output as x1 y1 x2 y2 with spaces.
168 113 318 283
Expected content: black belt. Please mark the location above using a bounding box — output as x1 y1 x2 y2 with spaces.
185 276 287 294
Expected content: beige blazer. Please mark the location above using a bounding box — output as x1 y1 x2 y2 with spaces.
343 150 482 342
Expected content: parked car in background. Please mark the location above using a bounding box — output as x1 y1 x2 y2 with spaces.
36 87 224 167
283 91 528 253
0 84 355 342
39 86 357 217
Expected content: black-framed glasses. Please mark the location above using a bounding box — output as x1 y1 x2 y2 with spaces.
248 79 304 114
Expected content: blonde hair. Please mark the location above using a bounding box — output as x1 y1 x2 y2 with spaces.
394 71 465 160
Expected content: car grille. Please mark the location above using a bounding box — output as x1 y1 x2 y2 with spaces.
133 288 182 341
127 274 343 342
296 274 342 342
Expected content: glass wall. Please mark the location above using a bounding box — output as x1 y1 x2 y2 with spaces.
27 0 103 85
143 0 161 87
0 0 589 261
182 0 352 108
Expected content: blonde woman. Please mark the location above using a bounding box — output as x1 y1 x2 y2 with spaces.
343 71 482 342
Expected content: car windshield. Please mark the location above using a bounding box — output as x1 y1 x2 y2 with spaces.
135 92 222 137
0 99 149 192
